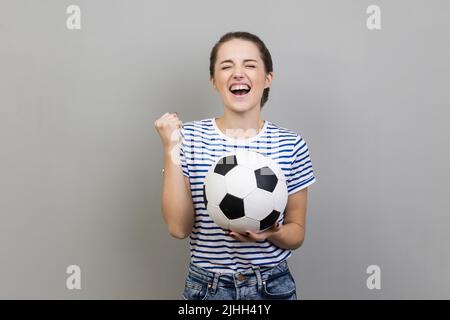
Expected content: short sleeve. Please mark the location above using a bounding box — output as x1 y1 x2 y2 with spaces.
287 135 316 195
179 126 189 178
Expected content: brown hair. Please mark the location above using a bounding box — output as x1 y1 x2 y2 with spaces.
209 31 273 108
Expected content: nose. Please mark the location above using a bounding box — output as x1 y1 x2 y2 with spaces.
232 72 244 80
232 66 245 79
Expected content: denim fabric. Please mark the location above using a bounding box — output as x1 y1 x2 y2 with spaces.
181 260 298 300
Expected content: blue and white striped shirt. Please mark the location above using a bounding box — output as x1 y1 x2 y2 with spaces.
179 117 316 273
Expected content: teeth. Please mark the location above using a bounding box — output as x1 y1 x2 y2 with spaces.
230 84 250 91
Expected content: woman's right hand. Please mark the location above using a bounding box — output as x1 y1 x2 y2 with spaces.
154 112 183 148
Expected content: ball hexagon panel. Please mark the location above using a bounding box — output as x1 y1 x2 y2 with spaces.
264 156 286 179
228 216 260 234
252 152 286 184
208 204 230 230
204 172 227 206
243 188 274 221
234 149 267 171
272 180 288 213
225 165 257 198
219 193 245 220
270 161 287 183
254 166 278 192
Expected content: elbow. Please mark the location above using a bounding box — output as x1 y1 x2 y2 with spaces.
168 226 191 240
292 237 305 250
170 231 189 240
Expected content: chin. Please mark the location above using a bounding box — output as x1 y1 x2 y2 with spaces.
227 105 255 114
225 100 259 112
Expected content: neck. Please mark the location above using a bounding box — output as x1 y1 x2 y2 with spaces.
215 111 264 140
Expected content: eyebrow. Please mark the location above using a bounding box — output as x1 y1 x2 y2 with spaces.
219 59 258 64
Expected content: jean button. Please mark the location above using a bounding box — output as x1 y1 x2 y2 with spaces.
236 273 246 281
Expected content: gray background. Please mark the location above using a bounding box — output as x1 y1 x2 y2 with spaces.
0 0 449 299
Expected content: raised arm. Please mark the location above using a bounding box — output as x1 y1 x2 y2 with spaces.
154 112 195 239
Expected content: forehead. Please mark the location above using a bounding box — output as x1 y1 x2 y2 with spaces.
216 39 261 62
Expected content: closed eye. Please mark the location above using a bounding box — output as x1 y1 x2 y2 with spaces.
221 65 256 70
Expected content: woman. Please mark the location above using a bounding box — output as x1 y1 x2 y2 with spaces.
154 31 316 300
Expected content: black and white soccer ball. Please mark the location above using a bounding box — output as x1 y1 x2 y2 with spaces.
203 149 288 234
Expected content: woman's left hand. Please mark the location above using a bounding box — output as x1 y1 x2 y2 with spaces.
229 221 282 242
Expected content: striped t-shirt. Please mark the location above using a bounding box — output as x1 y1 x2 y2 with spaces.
179 117 316 274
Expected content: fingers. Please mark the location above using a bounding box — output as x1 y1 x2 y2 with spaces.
229 230 254 242
159 111 178 119
154 112 181 127
229 232 248 242
166 112 181 125
166 111 178 117
227 222 281 243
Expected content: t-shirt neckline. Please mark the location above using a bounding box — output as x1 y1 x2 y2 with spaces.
211 117 268 144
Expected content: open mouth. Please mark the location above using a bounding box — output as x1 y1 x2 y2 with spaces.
229 84 251 97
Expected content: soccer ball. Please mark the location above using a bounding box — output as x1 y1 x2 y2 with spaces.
203 149 288 234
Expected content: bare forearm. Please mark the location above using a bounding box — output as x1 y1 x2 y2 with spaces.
161 144 195 238
266 222 305 250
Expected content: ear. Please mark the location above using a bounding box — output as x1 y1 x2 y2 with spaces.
264 72 274 89
211 78 217 90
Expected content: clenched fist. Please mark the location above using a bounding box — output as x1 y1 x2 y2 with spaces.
154 112 183 148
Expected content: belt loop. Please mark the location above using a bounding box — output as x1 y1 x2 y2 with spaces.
210 271 220 294
252 265 263 292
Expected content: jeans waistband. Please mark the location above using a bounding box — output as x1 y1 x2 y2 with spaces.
187 260 290 289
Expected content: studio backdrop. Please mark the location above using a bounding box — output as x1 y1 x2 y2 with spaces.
0 0 449 299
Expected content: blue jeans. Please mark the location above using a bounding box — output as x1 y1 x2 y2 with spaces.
182 260 298 300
